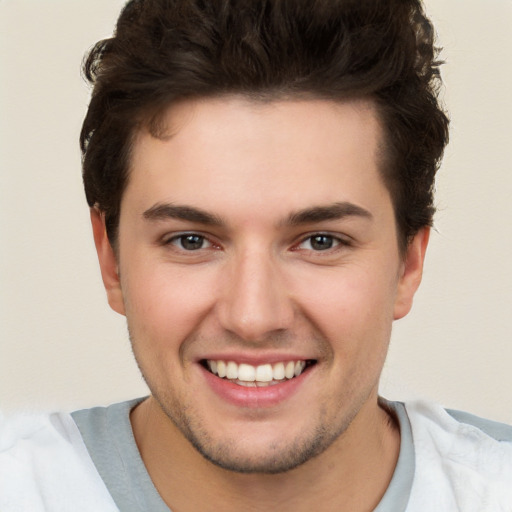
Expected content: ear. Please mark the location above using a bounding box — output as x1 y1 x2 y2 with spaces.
393 227 430 320
90 208 125 316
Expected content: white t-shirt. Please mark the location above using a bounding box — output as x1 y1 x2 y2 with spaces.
1 399 511 511
0 411 118 511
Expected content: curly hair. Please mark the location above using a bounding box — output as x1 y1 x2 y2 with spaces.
80 0 449 252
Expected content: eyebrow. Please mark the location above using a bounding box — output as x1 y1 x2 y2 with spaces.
284 202 373 226
142 201 372 228
143 203 225 226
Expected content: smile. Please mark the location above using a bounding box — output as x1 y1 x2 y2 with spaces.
203 359 315 387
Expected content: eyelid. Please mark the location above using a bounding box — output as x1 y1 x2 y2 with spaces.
293 232 352 251
159 230 351 252
162 231 218 250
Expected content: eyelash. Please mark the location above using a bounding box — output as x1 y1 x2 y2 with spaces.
293 233 350 253
164 233 215 251
163 232 350 253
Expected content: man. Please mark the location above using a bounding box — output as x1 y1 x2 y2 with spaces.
1 0 511 511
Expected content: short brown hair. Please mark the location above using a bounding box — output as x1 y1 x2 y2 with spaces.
80 0 449 251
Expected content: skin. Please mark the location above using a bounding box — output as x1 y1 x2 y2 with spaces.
92 97 428 511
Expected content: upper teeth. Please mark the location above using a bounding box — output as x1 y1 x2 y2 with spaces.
207 360 307 382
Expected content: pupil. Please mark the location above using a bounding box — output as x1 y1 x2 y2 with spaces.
182 235 203 250
311 235 333 250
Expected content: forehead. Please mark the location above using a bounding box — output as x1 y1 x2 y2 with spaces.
124 97 390 223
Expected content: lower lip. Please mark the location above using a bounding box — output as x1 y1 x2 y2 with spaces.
201 365 311 408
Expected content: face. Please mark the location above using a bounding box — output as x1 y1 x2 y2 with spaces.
93 97 427 473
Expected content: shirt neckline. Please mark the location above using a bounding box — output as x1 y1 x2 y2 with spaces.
73 397 415 512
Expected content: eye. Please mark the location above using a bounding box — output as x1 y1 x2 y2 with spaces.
167 233 212 251
297 234 342 251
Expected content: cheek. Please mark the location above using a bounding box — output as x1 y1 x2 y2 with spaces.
121 261 217 349
291 264 397 352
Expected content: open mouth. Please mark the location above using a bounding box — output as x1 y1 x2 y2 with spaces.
201 359 317 387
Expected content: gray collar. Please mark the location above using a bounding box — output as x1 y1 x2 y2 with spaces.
72 397 415 512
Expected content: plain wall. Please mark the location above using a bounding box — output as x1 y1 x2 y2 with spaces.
1 0 511 421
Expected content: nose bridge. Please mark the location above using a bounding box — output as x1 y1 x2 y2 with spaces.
217 243 293 341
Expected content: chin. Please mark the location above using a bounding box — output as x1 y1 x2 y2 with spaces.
186 431 333 474
159 400 354 475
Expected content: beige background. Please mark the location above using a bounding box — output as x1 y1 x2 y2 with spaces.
1 1 511 422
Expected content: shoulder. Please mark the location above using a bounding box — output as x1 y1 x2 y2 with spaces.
0 410 80 465
0 410 118 512
444 406 512 442
403 400 512 511
404 400 512 446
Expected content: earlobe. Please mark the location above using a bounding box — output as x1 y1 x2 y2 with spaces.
90 208 126 316
393 227 430 320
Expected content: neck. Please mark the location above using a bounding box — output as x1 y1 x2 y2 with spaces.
131 394 400 512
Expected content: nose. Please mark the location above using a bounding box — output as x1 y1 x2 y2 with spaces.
216 248 294 342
